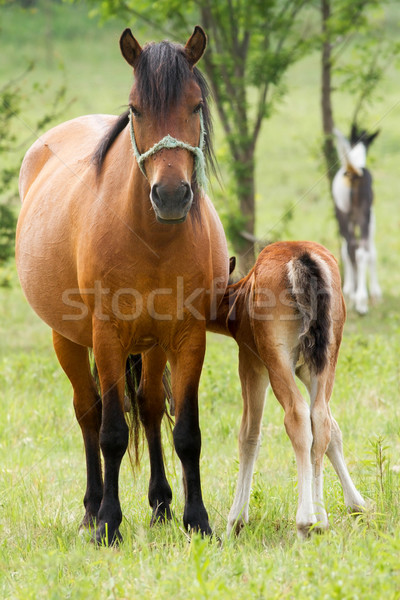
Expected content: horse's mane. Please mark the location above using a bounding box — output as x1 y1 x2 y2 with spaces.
93 40 216 191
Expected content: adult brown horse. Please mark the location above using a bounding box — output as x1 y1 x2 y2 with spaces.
16 26 229 544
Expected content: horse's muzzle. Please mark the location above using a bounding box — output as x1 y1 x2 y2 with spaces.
150 182 193 224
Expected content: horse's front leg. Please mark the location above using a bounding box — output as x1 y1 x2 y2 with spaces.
52 331 103 530
168 328 211 535
138 347 173 526
93 322 129 545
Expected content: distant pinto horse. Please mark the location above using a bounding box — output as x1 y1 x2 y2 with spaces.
16 27 229 544
332 125 381 314
209 242 365 539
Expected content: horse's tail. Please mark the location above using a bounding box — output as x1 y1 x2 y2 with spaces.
124 354 143 468
124 354 174 469
287 252 332 375
92 353 173 469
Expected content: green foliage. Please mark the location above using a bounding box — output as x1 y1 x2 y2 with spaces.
324 0 400 127
0 204 16 266
0 7 71 275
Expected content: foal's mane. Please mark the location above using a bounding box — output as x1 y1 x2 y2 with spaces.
93 40 216 186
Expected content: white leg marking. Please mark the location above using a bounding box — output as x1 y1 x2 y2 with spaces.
326 416 365 511
368 212 382 302
227 360 268 536
310 378 330 531
355 246 369 314
341 241 355 299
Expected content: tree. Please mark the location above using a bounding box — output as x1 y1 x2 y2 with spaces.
0 68 70 272
87 0 312 273
320 0 400 187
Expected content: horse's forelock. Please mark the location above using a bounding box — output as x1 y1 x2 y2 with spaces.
134 42 190 117
94 39 217 183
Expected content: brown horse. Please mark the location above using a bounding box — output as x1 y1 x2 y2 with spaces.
209 241 365 539
16 27 229 544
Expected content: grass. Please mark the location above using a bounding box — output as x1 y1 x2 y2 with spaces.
1 1 400 598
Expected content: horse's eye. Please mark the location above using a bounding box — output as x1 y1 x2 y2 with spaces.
193 103 203 114
130 105 141 118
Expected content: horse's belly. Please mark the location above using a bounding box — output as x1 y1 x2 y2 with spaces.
16 190 93 347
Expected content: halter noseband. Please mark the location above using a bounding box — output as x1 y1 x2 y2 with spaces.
129 109 208 191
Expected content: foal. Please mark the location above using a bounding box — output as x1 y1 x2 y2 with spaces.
209 241 365 539
332 125 381 314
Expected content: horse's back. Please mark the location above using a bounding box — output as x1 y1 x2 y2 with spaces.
251 241 344 344
255 241 339 287
19 114 117 201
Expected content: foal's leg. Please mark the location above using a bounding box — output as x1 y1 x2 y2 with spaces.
267 353 316 539
297 365 365 514
138 347 172 526
325 410 365 512
92 322 129 545
341 240 356 299
368 211 382 302
355 242 369 314
52 331 103 529
168 328 211 535
227 346 268 536
308 374 331 531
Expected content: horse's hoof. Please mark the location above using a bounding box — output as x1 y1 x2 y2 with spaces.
226 517 246 537
150 504 173 527
79 512 98 532
93 522 123 547
186 522 212 537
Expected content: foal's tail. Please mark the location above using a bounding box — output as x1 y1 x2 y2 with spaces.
287 252 332 374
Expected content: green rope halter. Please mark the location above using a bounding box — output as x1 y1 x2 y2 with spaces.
129 109 208 192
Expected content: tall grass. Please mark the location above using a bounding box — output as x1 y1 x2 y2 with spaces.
1 2 400 598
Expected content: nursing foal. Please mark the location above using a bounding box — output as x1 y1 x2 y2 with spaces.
332 125 381 314
209 241 365 539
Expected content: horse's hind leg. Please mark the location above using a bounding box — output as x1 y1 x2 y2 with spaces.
267 352 316 539
227 346 268 536
297 365 365 514
138 347 173 526
308 373 331 531
368 211 382 302
326 411 365 512
52 331 103 529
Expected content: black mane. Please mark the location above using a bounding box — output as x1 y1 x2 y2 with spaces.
93 40 216 186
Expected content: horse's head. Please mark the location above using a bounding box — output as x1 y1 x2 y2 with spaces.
120 27 211 224
350 124 380 151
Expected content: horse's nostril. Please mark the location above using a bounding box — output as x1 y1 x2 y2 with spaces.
151 184 161 206
182 182 192 206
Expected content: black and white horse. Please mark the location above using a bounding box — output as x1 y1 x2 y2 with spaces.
332 125 381 314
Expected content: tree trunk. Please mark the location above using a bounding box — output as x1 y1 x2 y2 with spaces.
321 0 338 189
232 151 256 275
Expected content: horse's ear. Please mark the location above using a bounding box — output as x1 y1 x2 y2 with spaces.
185 26 207 68
350 123 359 145
367 130 380 146
229 256 236 275
120 28 142 68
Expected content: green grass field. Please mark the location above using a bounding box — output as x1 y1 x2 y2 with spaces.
1 2 400 598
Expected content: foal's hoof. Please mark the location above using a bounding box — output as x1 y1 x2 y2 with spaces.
226 516 246 537
150 503 173 527
296 523 314 540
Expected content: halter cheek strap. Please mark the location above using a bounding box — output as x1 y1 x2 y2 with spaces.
129 109 208 191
